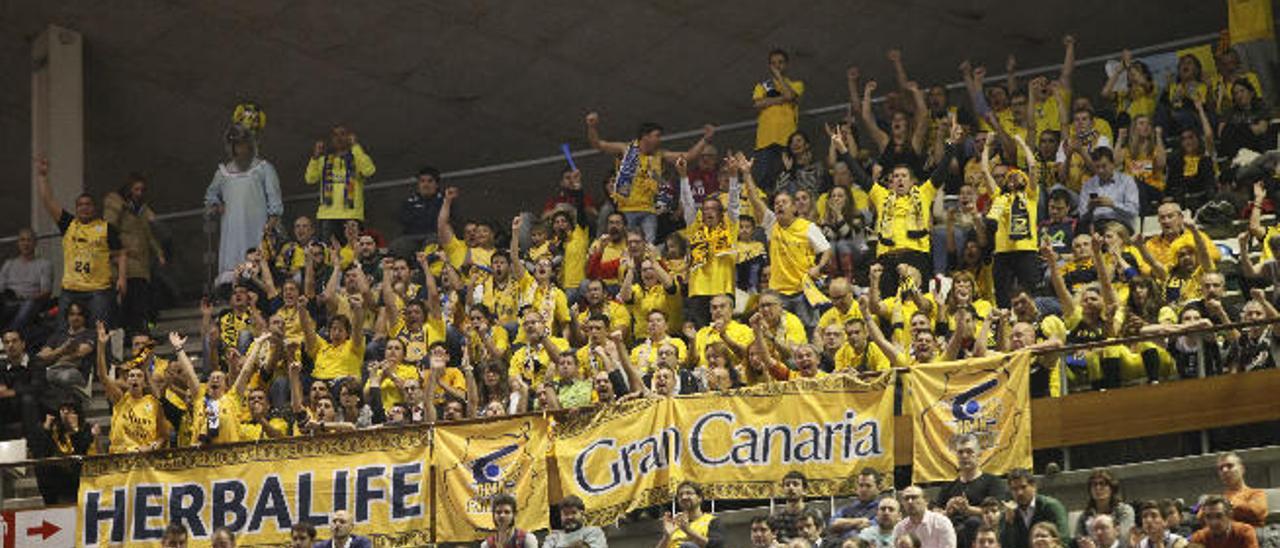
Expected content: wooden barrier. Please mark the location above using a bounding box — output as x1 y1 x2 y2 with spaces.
892 367 1280 463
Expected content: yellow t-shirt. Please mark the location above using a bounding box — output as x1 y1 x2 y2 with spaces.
310 337 364 380
666 513 717 548
817 302 864 331
768 217 820 295
1229 0 1275 43
1116 88 1157 120
1033 89 1066 140
575 301 633 338
612 146 662 214
239 417 293 441
753 78 805 149
61 216 114 292
629 337 690 373
369 363 421 410
508 336 570 387
989 184 1040 253
1143 229 1221 267
834 342 890 372
1261 224 1280 261
881 293 938 349
191 389 242 446
394 317 447 365
870 180 936 255
1124 151 1165 192
430 367 468 406
443 238 495 279
815 187 871 218
303 144 375 221
624 282 682 340
561 225 590 289
684 219 739 297
519 284 571 337
759 313 809 347
695 321 755 366
482 272 534 326
109 392 164 453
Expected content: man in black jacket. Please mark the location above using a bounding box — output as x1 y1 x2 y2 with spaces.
390 166 445 259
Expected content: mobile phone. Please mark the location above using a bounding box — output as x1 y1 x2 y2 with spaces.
1090 193 1099 200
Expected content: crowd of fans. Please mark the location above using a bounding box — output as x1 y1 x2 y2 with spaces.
1 4 1279 546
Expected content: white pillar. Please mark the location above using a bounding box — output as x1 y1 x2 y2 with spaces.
31 25 84 290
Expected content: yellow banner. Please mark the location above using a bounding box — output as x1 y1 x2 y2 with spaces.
905 352 1033 483
77 427 433 547
432 415 551 543
554 374 896 524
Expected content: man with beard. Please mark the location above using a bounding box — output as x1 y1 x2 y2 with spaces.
544 495 607 547
587 212 629 289
658 481 725 548
771 471 823 542
828 468 884 543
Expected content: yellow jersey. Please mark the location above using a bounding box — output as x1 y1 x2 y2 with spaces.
612 144 662 214
768 217 821 295
1229 0 1274 43
58 212 118 292
684 219 739 297
109 392 164 453
817 302 864 330
870 181 936 255
834 342 891 372
303 144 375 221
753 78 804 149
989 183 1040 253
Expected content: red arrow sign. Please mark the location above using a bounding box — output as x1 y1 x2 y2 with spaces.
24 521 59 541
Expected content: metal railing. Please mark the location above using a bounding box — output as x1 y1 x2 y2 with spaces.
0 30 1223 245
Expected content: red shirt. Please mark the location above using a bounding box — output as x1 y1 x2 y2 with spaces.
1190 522 1259 548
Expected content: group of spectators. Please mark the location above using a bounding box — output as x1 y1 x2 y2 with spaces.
1 1 1279 545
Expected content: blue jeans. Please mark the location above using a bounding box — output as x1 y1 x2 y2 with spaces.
779 292 818 333
622 212 657 243
58 289 115 331
2 298 45 335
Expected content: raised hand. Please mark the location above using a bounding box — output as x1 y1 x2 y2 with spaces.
312 141 325 158
846 66 861 82
863 80 878 98
701 124 716 141
169 331 187 351
1063 34 1076 48
675 155 688 178
869 263 884 282
97 321 110 345
585 112 599 127
36 156 49 177
886 49 902 63
1006 54 1017 73
972 66 987 82
444 187 460 201
512 215 523 233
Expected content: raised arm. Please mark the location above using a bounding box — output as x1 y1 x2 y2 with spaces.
34 157 62 222
437 186 460 246
611 330 645 395
509 216 527 279
860 81 890 151
1249 182 1268 239
867 264 887 320
168 332 202 398
887 49 911 91
1059 35 1077 95
1188 221 1215 273
979 134 1000 197
677 156 698 226
669 124 716 162
862 297 903 369
297 296 319 355
908 82 930 153
1042 240 1075 320
95 322 123 404
1100 50 1130 102
584 112 629 155
1091 235 1118 310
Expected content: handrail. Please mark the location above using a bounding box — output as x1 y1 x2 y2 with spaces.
2 315 1274 474
0 31 1221 245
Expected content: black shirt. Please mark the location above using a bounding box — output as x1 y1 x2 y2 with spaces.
932 472 1009 514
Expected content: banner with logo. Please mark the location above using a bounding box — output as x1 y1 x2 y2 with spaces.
554 373 896 524
905 351 1033 483
432 415 551 543
77 427 432 547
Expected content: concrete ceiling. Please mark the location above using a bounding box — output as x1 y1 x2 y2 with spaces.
1 0 1225 242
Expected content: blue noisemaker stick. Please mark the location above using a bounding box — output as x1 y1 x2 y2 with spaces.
560 143 578 172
